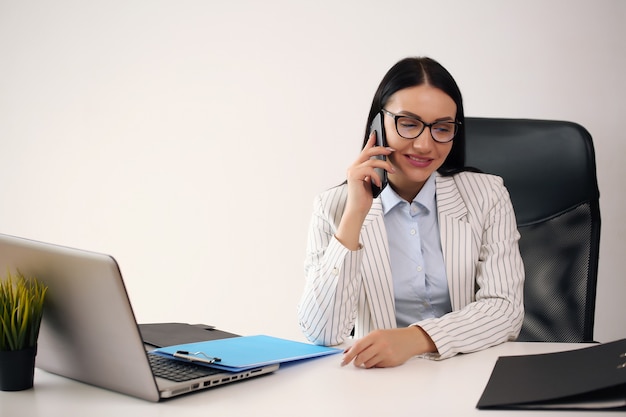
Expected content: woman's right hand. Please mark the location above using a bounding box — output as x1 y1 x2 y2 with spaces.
335 133 394 250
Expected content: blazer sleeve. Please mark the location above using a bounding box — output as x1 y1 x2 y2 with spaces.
416 173 525 360
297 185 364 346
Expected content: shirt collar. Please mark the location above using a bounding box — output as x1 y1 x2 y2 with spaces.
380 174 437 215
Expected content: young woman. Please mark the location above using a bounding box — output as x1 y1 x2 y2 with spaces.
297 57 524 368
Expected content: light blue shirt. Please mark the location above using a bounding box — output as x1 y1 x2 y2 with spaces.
380 174 452 328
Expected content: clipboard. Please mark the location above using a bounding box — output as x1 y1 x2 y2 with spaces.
476 338 626 410
151 335 342 372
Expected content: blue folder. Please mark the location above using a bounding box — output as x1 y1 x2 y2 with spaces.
152 335 342 371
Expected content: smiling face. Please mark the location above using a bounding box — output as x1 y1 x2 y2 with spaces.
383 84 457 201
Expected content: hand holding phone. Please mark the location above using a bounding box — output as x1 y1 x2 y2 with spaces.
369 111 388 198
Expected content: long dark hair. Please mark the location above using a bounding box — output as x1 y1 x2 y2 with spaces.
363 57 467 175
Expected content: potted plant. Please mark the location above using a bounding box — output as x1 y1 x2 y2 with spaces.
0 269 47 391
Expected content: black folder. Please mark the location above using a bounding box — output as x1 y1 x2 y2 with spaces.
477 338 626 410
138 322 239 348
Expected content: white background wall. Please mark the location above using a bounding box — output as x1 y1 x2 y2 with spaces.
1 0 624 344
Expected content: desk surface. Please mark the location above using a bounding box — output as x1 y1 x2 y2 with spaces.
0 342 610 417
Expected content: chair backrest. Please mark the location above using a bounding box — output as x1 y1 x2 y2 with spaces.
464 118 601 342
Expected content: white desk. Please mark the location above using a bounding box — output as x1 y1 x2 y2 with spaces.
0 342 611 416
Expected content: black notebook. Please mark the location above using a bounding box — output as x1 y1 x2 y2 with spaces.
477 338 626 410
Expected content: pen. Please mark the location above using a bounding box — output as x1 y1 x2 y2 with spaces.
173 350 222 364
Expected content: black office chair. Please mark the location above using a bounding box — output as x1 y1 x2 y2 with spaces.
464 118 601 343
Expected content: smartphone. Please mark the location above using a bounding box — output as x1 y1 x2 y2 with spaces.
369 111 388 198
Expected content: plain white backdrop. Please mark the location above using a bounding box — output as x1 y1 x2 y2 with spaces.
0 0 624 344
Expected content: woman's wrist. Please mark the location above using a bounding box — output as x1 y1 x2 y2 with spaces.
409 325 437 355
335 212 367 251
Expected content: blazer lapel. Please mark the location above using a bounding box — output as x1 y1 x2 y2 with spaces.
436 175 475 311
360 198 397 330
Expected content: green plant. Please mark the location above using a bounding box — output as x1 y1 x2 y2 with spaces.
0 270 47 351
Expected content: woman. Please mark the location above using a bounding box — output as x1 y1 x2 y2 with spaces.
297 57 524 368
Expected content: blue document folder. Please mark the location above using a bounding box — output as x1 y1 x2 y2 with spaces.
152 335 342 371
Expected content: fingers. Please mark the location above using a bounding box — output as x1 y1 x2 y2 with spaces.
363 135 395 160
348 133 394 179
341 347 353 366
340 328 421 369
342 347 382 368
365 131 376 146
365 131 378 150
341 339 380 368
347 146 395 184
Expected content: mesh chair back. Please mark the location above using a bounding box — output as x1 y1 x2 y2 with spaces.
464 118 600 342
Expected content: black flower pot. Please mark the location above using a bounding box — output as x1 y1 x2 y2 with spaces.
0 345 37 391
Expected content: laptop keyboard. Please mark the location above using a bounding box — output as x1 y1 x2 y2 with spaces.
148 353 221 382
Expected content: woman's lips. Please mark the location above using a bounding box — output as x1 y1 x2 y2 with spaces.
405 154 432 168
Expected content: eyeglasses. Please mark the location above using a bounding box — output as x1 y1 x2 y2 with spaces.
381 109 461 143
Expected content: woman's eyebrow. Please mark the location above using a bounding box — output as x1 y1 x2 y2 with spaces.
396 111 455 122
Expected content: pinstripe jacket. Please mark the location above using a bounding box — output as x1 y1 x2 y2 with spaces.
297 171 525 360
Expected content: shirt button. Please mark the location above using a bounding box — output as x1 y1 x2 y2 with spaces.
332 267 339 276
417 266 423 272
410 229 416 235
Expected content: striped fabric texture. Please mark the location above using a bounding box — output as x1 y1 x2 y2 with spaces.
298 172 525 360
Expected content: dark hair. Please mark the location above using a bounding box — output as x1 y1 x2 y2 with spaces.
363 57 467 175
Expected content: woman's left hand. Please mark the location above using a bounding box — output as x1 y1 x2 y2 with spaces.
341 326 437 368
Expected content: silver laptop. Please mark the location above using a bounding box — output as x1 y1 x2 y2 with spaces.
0 232 278 401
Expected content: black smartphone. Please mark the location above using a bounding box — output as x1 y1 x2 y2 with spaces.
369 111 388 198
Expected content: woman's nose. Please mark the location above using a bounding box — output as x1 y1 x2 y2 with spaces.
411 128 435 151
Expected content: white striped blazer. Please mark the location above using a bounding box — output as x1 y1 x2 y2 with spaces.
297 171 525 360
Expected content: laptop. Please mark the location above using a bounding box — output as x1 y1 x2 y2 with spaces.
0 232 278 401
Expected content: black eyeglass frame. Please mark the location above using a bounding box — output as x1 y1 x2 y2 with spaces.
381 109 461 144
